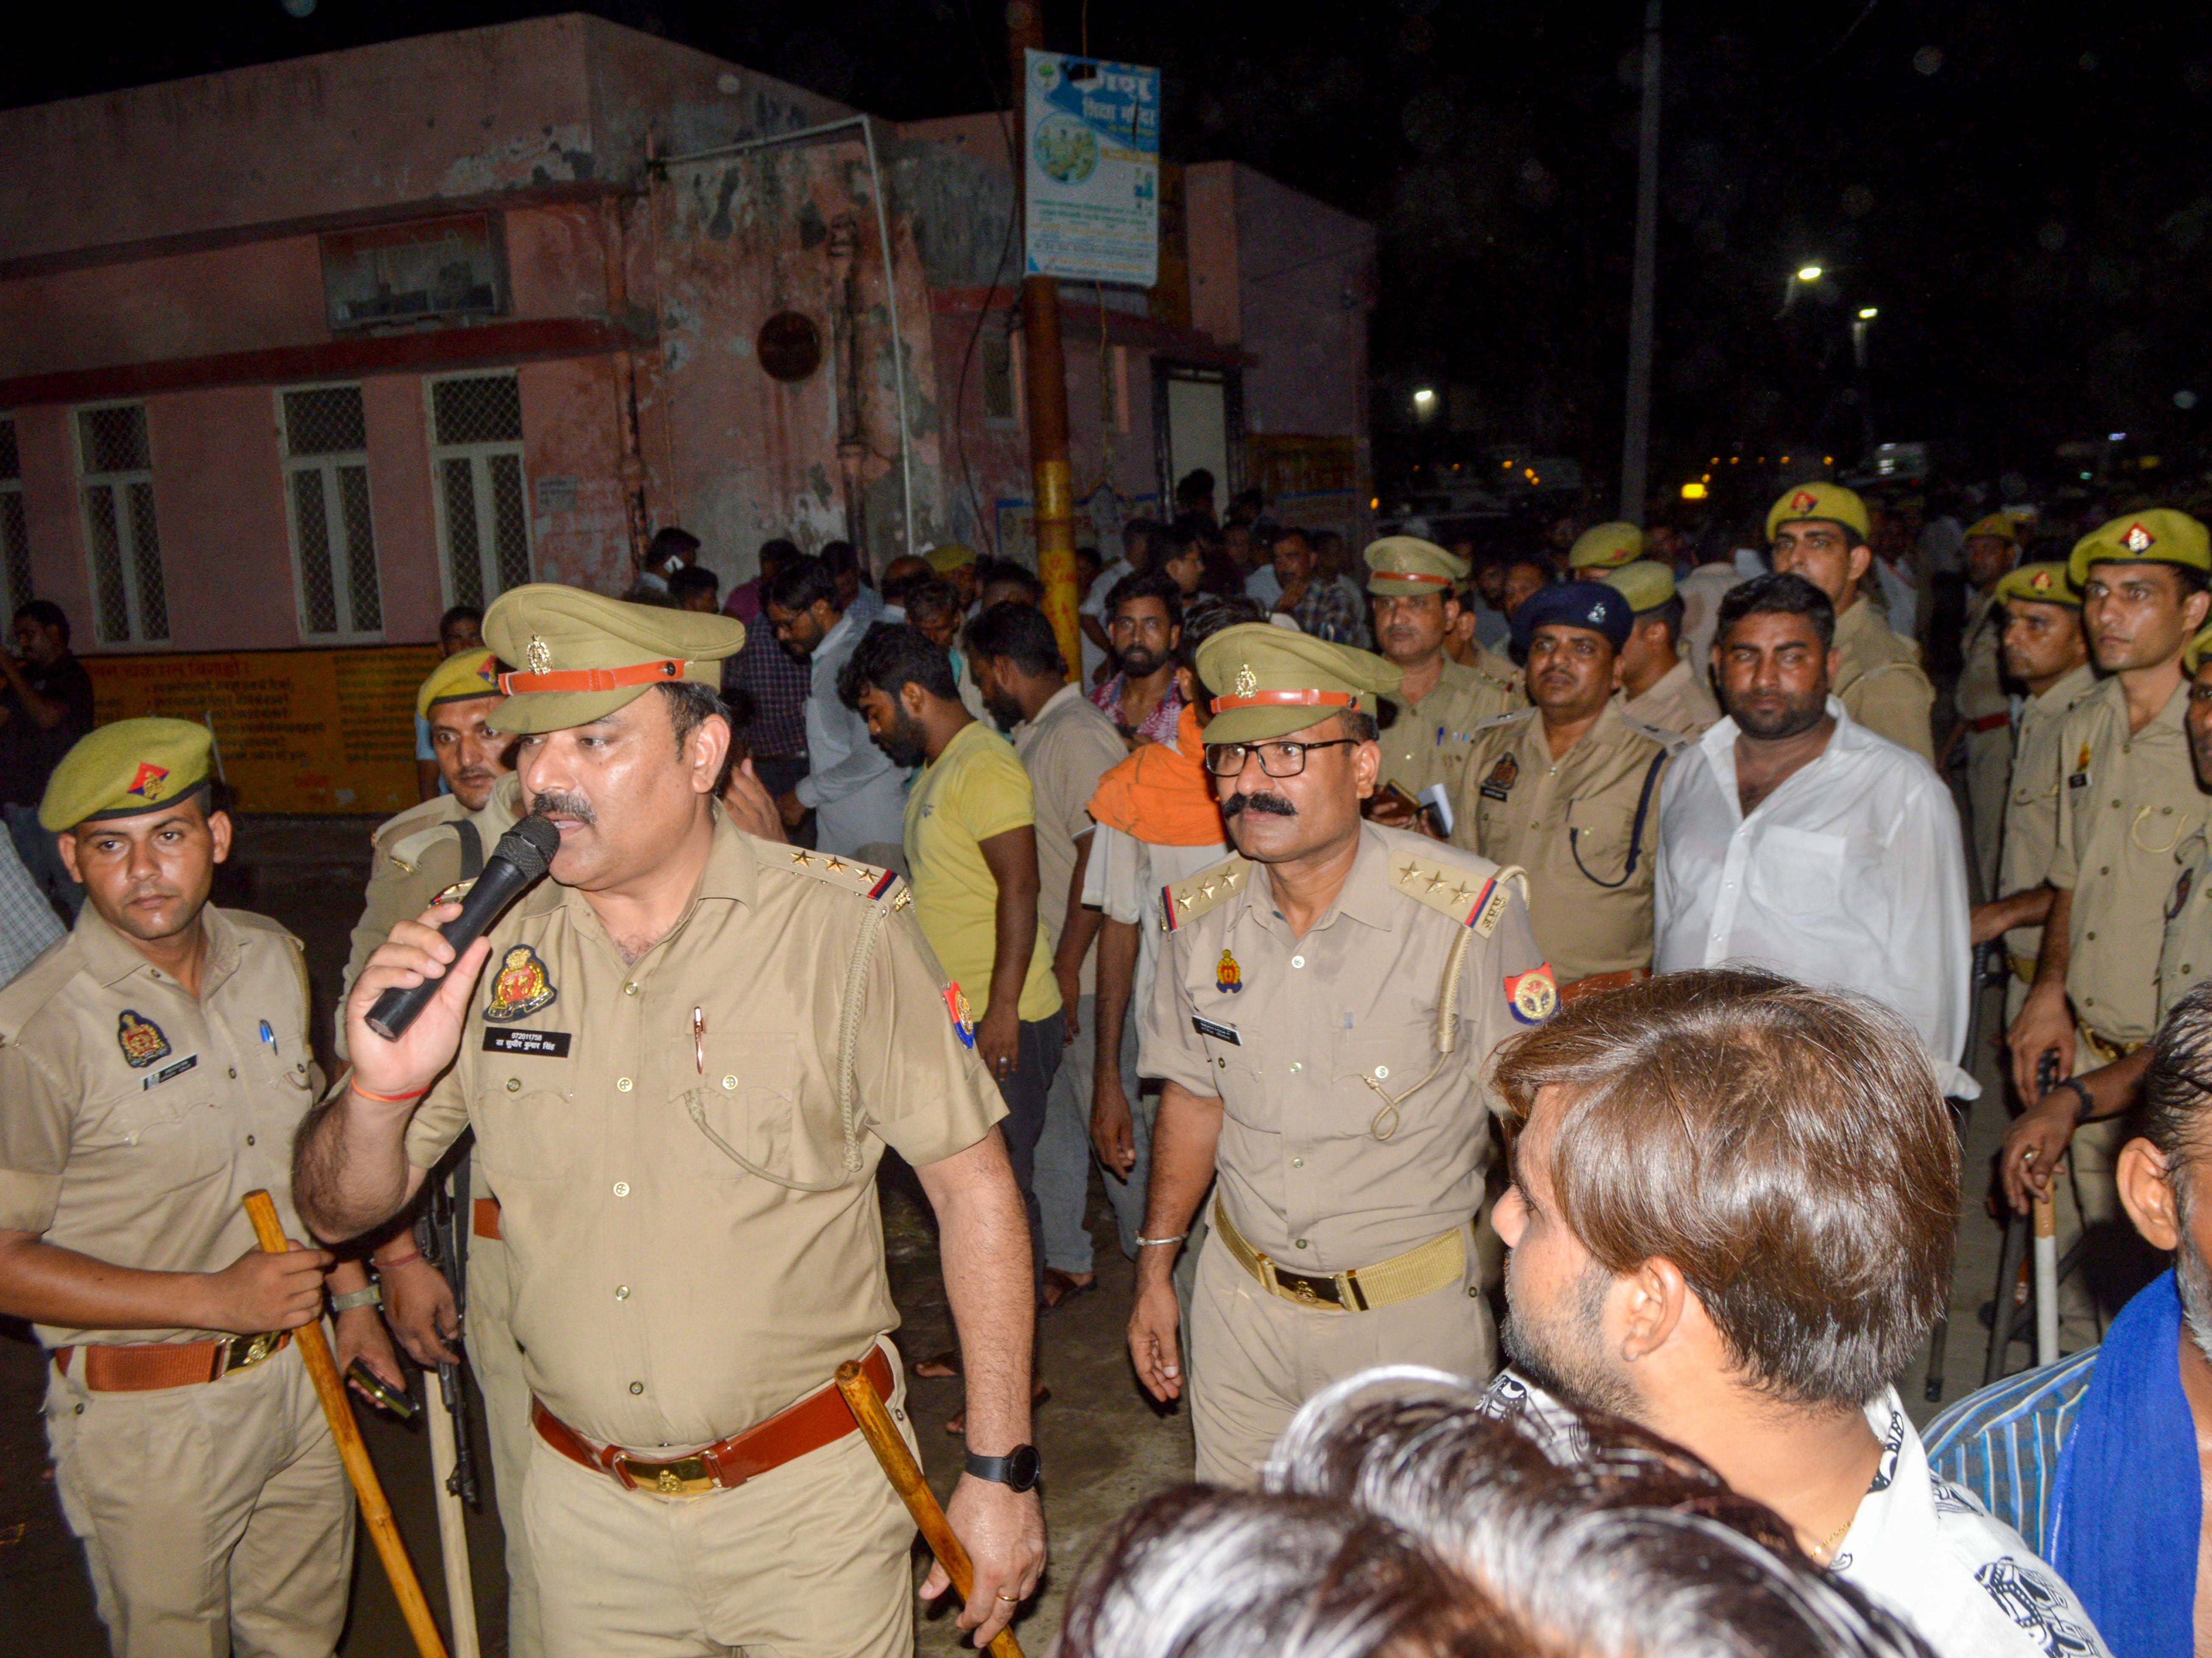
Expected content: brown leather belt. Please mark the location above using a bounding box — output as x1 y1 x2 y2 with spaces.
54 1331 292 1392
1966 713 2011 734
473 1197 502 1241
1558 967 1650 1006
532 1342 894 1496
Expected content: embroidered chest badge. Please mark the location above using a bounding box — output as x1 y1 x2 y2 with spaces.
1504 965 1558 1026
1214 949 1243 994
944 982 976 1048
483 945 558 1023
1480 754 1519 802
115 1010 172 1068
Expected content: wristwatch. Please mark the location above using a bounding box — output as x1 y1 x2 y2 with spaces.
328 1283 383 1313
2052 1077 2096 1125
965 1445 1042 1492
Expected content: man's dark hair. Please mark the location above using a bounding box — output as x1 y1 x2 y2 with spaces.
1104 568 1185 631
1491 968 1957 1407
1122 518 1158 562
979 562 1044 604
758 537 803 579
655 681 728 756
965 601 1065 678
819 540 861 578
838 622 960 711
1176 467 1216 505
2145 980 2212 1197
902 579 962 629
439 604 482 633
648 526 701 566
1715 571 1837 652
720 684 757 746
1636 595 1687 643
668 565 719 601
766 554 840 616
14 599 69 644
881 561 933 606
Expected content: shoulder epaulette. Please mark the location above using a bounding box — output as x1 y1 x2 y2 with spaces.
1619 713 1689 754
1388 848 1523 937
388 820 462 873
1471 707 1530 735
372 797 461 865
775 844 912 911
1162 854 1252 932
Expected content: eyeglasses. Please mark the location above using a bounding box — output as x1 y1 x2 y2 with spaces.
1203 738 1359 778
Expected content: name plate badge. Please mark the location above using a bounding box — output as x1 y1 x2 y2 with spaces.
483 1029 572 1058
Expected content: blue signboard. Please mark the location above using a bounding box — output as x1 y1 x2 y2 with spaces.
1024 49 1161 287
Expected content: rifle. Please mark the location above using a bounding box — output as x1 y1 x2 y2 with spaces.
419 1138 481 1510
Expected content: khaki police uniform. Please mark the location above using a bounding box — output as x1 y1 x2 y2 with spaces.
1833 595 1937 764
1450 702 1680 989
1142 827 1547 1484
1363 537 1518 804
2157 831 2212 1028
1621 658 1720 738
2000 661 2099 1020
1957 584 2013 895
391 585 1007 1657
1 719 351 1658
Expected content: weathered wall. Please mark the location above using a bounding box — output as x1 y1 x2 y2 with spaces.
1229 165 1375 442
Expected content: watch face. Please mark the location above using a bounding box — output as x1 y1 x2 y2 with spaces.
1007 1444 1041 1491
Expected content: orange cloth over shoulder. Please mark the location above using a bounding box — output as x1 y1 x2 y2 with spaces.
1085 704 1226 847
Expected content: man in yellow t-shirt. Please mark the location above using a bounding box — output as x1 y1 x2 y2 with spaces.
840 623 1063 1292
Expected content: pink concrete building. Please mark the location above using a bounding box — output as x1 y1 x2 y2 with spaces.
0 13 1375 658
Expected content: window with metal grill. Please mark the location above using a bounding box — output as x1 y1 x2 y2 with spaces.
0 419 30 620
427 372 532 609
73 403 168 645
280 385 383 640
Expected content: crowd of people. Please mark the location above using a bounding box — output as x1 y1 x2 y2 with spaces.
0 464 2208 1658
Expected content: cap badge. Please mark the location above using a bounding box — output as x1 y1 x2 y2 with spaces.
476 659 499 687
1214 949 1244 995
525 635 553 675
1233 663 1257 697
125 762 171 801
115 1010 173 1069
1790 489 1818 513
483 944 558 1023
2029 570 2053 593
2123 522 2156 554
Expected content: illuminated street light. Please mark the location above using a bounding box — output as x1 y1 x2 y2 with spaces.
1412 386 1437 410
1681 481 1709 501
1857 306 1879 320
1796 264 1823 282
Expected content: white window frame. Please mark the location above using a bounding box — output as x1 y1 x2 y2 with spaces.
72 399 168 646
425 371 534 611
0 414 30 619
276 383 385 643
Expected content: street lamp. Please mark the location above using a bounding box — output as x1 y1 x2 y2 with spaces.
1796 264 1823 282
1412 386 1437 416
1857 306 1878 320
1851 305 1878 459
1778 262 1826 318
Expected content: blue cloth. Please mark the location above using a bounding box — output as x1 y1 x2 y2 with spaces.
1925 1344 2100 1557
2050 1270 2198 1658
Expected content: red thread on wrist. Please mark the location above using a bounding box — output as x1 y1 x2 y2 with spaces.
375 1248 422 1270
350 1082 429 1104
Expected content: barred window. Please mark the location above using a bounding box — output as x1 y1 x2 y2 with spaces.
428 372 532 608
0 418 30 620
280 385 383 640
74 403 168 645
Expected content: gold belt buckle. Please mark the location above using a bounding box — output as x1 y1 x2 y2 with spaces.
219 1332 280 1377
617 1454 716 1496
1258 1254 1343 1309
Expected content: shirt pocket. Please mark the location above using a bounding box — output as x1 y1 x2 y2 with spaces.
683 1032 860 1191
1328 1026 1438 1143
1562 796 1636 887
1748 825 1849 917
81 1082 231 1191
474 1076 584 1182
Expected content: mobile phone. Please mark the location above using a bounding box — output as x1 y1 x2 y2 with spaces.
346 1359 418 1420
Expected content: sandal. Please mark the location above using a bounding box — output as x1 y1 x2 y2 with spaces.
1041 1268 1097 1311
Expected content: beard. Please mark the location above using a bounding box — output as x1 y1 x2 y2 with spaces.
1116 644 1166 678
871 713 931 770
982 689 1026 728
1500 1257 1642 1422
1726 687 1829 741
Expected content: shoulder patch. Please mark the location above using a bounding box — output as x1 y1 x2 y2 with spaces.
1163 854 1253 932
1390 850 1519 935
777 845 912 911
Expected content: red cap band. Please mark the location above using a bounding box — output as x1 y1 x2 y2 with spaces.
497 659 689 695
1210 689 1357 713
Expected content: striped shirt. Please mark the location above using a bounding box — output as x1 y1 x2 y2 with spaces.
1922 1348 2100 1560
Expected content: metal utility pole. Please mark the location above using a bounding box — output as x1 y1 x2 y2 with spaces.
1008 0 1083 679
1618 0 1662 523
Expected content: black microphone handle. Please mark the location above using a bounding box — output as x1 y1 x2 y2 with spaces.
364 855 543 1042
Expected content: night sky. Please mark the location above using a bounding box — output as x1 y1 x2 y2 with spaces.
10 2 2212 500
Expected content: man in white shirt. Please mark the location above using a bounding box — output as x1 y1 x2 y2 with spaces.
1486 969 2107 1658
765 554 910 862
1654 571 1974 1097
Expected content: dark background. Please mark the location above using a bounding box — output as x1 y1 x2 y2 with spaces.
10 1 2212 499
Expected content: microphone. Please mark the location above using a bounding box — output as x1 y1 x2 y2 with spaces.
366 814 563 1042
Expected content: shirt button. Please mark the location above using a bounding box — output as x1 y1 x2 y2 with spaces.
1291 955 1305 968
612 1181 630 1197
616 1077 634 1092
624 982 640 996
1289 1061 1303 1074
245 1135 255 1147
228 1068 238 1079
1373 1065 1390 1079
1294 1238 1309 1249
506 1078 521 1093
1217 1057 1227 1068
2100 866 2110 875
615 1285 630 1300
722 1075 738 1090
2086 931 2096 941
1292 1157 1304 1168
629 1381 643 1394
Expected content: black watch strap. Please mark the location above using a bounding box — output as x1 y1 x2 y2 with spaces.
2055 1077 2095 1125
965 1444 1041 1492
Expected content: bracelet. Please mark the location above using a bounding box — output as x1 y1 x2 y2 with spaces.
1134 1234 1186 1248
374 1248 422 1271
350 1081 429 1104
329 1283 383 1313
2053 1077 2095 1126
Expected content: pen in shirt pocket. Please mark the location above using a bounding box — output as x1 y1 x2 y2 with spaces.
259 1019 277 1057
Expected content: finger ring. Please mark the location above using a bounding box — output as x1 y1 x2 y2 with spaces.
996 1591 1021 1602
2022 1148 2037 1163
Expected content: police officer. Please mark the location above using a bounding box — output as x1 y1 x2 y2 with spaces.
1602 559 1721 737
1953 513 2022 894
1967 563 2096 1022
1362 537 1516 827
343 649 537 1653
1125 624 1548 1485
1451 581 1681 998
2008 511 2210 1345
1564 520 1644 572
0 719 403 1656
292 587 1043 1657
1767 482 1937 763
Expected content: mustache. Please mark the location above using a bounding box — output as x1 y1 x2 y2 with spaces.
1221 791 1297 819
529 791 598 827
